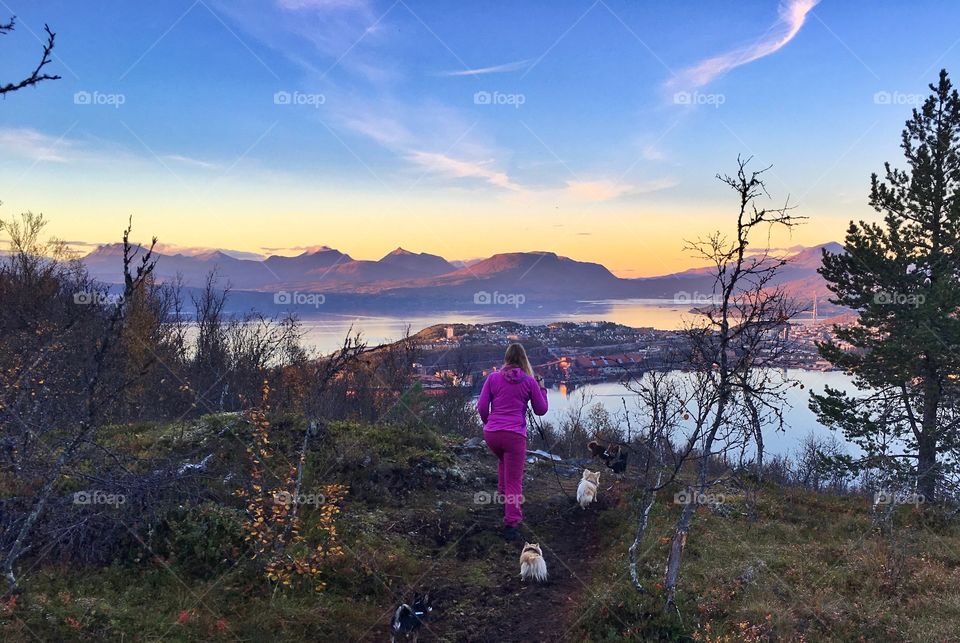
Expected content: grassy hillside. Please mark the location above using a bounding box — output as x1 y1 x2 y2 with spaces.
576 487 960 641
3 416 960 641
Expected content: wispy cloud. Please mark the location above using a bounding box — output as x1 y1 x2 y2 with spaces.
69 240 267 261
565 177 677 202
261 244 335 253
668 0 819 91
162 154 221 170
213 0 386 80
0 128 228 177
406 151 523 191
215 3 671 202
566 179 633 201
641 144 666 161
152 242 266 260
0 128 82 163
339 110 413 148
61 240 105 250
215 1 532 196
439 59 533 77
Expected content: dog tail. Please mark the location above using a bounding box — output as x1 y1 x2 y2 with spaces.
531 556 548 582
521 557 548 583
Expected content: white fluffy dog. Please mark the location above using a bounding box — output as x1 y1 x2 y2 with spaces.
577 469 600 509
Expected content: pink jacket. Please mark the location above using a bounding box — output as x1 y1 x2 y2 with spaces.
477 365 549 435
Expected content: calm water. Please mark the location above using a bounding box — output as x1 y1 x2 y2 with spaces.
541 370 857 459
290 302 855 459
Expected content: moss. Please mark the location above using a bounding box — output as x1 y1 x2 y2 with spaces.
317 420 458 500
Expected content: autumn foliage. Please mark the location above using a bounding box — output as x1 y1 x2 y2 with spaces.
235 383 347 592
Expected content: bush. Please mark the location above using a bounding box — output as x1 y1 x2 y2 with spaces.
152 502 246 579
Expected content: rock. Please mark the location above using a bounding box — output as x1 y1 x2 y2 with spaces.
462 437 484 449
424 464 467 483
527 449 562 461
177 453 213 475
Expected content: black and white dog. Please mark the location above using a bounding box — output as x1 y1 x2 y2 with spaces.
390 593 432 642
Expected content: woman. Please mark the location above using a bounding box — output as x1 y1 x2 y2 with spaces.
476 343 549 540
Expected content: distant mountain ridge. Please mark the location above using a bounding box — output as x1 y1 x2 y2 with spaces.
81 242 843 309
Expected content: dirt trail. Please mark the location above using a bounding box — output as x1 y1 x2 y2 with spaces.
420 460 615 643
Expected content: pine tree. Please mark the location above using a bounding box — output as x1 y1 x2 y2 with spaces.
812 70 960 502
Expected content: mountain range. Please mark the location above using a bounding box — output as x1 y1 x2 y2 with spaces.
81 242 844 312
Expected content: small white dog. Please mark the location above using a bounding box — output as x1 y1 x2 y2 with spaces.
519 542 548 583
577 469 600 509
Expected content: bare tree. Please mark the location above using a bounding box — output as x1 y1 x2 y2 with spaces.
0 18 60 96
656 157 805 614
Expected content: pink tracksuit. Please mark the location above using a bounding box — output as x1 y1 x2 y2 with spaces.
476 366 549 527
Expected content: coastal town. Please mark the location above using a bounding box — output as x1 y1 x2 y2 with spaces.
408 319 842 391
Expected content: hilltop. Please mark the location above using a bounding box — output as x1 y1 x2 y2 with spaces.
5 413 960 641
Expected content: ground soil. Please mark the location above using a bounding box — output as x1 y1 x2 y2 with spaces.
370 450 617 642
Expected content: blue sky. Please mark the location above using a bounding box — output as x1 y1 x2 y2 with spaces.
1 0 958 275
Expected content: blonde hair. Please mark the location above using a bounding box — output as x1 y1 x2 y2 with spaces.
504 343 534 377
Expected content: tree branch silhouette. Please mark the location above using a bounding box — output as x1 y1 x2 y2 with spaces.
1 18 61 96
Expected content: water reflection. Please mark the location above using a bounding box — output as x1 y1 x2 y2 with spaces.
541 370 858 459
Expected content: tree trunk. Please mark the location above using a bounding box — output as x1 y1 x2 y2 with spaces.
917 372 940 502
746 395 764 482
629 471 661 593
663 383 728 612
917 433 938 502
662 494 694 610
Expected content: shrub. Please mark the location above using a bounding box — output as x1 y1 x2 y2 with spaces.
152 502 246 579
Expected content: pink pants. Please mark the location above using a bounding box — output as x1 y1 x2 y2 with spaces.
484 430 526 527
